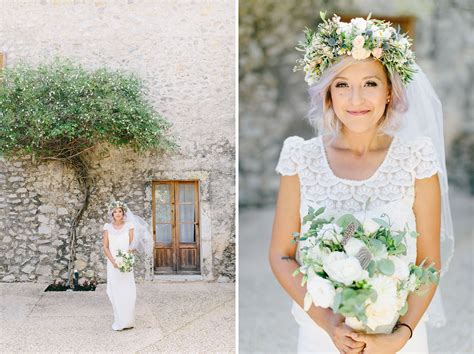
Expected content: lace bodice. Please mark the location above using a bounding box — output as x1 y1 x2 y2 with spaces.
103 222 134 261
276 134 441 328
276 135 440 212
276 135 441 263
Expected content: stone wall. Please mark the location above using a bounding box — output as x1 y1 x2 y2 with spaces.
239 0 473 206
0 0 235 282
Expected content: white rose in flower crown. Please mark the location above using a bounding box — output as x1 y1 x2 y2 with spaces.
343 238 366 257
352 35 365 48
323 252 368 286
351 18 367 33
365 275 399 330
389 256 410 281
351 47 371 60
318 223 343 243
382 28 394 39
370 24 380 33
372 47 383 59
337 22 352 36
363 219 380 234
399 37 409 49
306 269 336 309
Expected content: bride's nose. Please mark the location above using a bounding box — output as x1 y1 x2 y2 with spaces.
350 87 365 105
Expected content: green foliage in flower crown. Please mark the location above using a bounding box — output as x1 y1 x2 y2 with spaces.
294 12 417 85
0 59 176 160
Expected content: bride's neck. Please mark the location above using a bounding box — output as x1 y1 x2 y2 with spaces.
332 128 390 156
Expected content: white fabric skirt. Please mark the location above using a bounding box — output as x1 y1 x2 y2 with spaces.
106 261 136 331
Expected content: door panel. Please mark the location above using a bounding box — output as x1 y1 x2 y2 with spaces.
152 181 200 274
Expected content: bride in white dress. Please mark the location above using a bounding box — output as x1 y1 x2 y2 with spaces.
269 14 453 354
102 202 136 331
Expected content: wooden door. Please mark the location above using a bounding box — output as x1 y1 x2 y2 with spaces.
152 181 200 274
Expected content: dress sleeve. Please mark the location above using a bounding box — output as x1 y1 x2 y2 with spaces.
413 136 441 179
275 136 304 176
103 223 108 232
128 222 135 230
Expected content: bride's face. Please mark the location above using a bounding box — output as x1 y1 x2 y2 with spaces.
329 59 391 134
112 208 124 222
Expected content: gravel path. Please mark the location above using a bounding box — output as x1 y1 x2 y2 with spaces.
0 281 235 353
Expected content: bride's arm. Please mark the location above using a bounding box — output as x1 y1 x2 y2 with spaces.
128 228 135 253
350 174 442 353
269 175 365 354
398 174 442 336
102 231 118 268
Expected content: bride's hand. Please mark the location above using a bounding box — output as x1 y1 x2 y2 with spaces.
111 259 119 269
326 316 366 354
348 327 410 354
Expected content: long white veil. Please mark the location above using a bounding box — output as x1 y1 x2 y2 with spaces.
397 62 455 328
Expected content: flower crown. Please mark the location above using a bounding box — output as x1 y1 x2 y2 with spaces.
108 200 128 214
294 12 417 86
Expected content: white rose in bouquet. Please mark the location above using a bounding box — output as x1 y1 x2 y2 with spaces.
396 289 409 311
345 316 366 331
305 269 336 309
363 219 380 234
323 252 368 286
365 275 399 331
343 238 366 257
389 256 410 281
307 244 330 263
318 224 343 243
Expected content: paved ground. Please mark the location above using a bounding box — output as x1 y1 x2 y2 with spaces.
239 187 474 353
0 281 235 353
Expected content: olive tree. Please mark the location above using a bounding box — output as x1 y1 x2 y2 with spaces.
0 60 175 285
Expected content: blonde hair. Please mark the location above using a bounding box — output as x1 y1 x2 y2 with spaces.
307 56 408 136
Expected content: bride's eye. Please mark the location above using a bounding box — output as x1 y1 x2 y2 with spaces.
335 82 349 88
365 81 378 87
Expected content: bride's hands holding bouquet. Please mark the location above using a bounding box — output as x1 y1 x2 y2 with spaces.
322 312 366 354
348 328 411 354
112 259 119 269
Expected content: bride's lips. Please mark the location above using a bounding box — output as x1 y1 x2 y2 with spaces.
347 110 371 116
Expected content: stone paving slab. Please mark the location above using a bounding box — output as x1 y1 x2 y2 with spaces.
0 281 235 353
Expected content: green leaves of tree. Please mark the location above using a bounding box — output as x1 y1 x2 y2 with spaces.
0 59 175 160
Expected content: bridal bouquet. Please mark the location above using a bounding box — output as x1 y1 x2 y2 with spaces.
292 206 439 334
115 249 135 273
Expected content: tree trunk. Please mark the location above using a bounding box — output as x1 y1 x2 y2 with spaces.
66 155 93 287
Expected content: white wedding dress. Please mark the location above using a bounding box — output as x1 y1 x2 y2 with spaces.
104 221 136 331
276 134 441 354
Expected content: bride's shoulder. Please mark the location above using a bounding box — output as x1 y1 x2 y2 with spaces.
280 135 320 150
103 223 109 231
393 135 440 177
276 135 321 175
126 221 135 230
394 135 436 152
